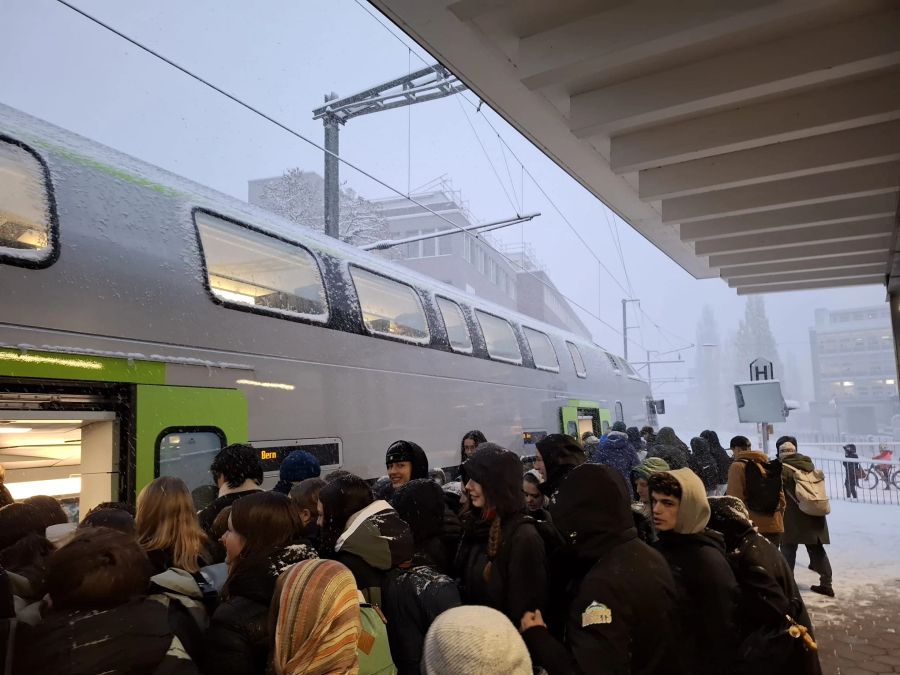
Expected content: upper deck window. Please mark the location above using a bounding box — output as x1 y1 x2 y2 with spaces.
524 327 559 372
0 138 56 267
350 266 430 344
475 310 522 364
195 211 328 322
567 341 587 378
436 297 473 353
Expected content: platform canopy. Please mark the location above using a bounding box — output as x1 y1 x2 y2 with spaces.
370 0 900 295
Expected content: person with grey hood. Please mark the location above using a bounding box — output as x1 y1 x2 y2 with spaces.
649 468 739 675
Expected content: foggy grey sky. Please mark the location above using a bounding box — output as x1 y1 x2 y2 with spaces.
1 0 886 404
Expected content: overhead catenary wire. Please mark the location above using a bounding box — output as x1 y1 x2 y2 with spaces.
54 0 648 350
352 1 687 355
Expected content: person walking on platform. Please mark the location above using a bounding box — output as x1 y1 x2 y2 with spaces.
778 441 834 597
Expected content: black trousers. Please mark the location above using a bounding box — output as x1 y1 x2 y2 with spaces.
844 465 858 498
782 542 833 586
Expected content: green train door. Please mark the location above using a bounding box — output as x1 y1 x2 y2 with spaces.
0 348 247 518
560 399 611 438
135 384 248 495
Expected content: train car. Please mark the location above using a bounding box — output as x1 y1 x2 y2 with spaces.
0 103 652 516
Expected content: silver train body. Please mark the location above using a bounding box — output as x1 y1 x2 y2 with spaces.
0 104 651 482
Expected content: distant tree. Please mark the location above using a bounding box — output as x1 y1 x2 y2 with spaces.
733 296 784 389
258 168 388 246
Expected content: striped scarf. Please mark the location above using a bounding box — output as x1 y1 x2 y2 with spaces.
273 559 361 675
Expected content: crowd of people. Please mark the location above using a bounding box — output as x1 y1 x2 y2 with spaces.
0 423 830 674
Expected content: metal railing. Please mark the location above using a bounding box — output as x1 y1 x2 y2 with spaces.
806 455 900 506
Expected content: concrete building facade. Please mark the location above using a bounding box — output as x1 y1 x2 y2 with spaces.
809 305 899 436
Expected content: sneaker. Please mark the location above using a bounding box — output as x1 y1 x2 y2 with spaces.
810 585 835 597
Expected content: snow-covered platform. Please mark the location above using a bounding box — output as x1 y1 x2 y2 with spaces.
796 500 900 673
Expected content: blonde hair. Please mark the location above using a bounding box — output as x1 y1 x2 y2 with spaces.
136 476 208 573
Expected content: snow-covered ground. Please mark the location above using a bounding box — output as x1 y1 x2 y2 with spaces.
791 499 900 592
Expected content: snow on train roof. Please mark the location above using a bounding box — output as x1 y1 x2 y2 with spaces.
0 103 610 355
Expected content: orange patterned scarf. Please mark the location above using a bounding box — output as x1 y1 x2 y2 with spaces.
273 559 361 675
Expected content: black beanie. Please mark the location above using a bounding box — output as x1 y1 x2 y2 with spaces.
392 478 445 543
385 440 429 480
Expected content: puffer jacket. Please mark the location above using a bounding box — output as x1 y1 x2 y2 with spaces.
204 542 317 675
333 500 414 606
384 549 461 675
13 595 200 675
587 432 639 488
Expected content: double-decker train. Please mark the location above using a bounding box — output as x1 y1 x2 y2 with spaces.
0 103 652 515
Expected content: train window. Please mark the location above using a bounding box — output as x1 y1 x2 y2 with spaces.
156 427 226 492
436 297 473 353
0 138 57 267
605 352 622 372
524 328 559 372
614 401 624 424
350 266 430 344
195 211 329 322
566 341 587 378
475 310 522 364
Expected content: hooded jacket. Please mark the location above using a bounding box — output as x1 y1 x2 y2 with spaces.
14 595 200 675
654 469 739 675
726 450 786 534
688 437 719 492
455 451 548 625
708 497 822 675
535 434 586 501
333 500 414 605
205 543 317 675
700 430 733 485
780 453 830 546
647 444 689 471
654 427 689 453
587 431 639 489
523 464 679 675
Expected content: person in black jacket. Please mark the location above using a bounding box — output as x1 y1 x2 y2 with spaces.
456 446 547 625
700 429 732 495
534 434 586 502
386 479 462 675
205 491 316 675
649 468 740 675
521 464 679 675
197 444 264 540
708 496 822 675
842 443 859 499
688 436 719 494
14 528 200 675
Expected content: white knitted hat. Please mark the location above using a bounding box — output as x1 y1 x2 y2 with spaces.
422 605 533 675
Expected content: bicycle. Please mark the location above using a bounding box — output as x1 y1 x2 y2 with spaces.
855 463 900 490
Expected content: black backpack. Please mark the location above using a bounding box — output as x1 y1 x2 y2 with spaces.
742 458 783 514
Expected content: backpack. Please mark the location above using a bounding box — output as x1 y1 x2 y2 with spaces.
356 590 397 675
785 465 831 516
741 458 783 514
